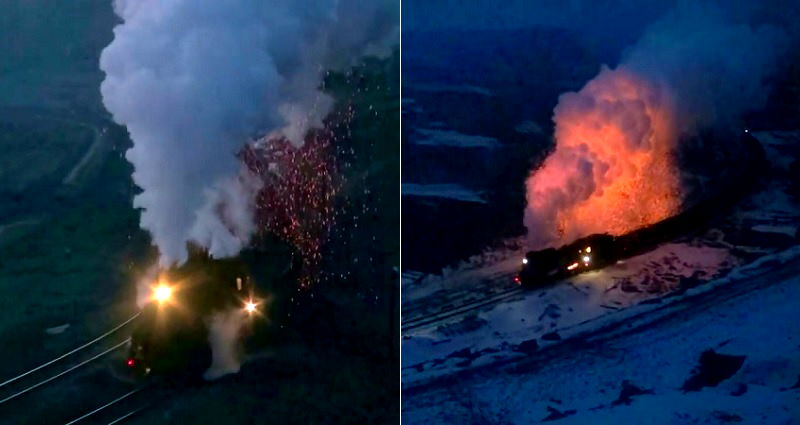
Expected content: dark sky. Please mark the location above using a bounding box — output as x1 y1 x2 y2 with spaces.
403 0 675 32
402 0 800 56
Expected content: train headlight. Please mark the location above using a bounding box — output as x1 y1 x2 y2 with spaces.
522 258 528 265
153 285 172 303
244 300 258 314
582 255 591 263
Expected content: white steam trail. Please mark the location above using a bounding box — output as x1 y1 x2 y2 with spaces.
100 0 398 265
204 308 246 381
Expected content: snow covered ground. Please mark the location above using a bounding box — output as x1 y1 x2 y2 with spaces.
403 246 800 424
405 83 495 97
401 239 523 304
412 129 499 148
402 241 739 384
401 184 798 384
402 131 800 422
402 183 487 203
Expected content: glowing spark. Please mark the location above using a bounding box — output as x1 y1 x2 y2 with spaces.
241 119 343 288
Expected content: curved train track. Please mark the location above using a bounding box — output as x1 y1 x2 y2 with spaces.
402 132 769 334
0 313 153 424
63 386 156 425
402 277 522 332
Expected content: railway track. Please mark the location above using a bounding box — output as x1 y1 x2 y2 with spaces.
0 339 130 406
64 386 154 425
0 313 139 392
402 282 522 332
0 314 144 424
402 135 772 335
404 246 800 395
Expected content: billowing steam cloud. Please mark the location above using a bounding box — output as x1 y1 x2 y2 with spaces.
100 0 398 265
525 2 784 248
525 67 681 247
204 309 246 380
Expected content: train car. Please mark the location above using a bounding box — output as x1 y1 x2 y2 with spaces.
516 130 767 288
124 251 261 383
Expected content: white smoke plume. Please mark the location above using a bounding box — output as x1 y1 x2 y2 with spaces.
623 2 785 132
100 0 398 265
524 1 785 248
203 308 246 380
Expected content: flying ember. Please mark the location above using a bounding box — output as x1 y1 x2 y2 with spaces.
241 126 342 288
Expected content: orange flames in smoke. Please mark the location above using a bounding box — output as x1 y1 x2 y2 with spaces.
525 66 682 248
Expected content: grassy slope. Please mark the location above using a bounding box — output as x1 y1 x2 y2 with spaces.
0 121 150 381
0 0 152 389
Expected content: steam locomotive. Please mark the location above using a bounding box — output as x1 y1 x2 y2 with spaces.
515 233 614 286
514 211 696 287
124 251 261 382
516 130 767 288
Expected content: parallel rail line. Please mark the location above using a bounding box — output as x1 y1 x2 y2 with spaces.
0 313 143 423
0 339 130 405
402 285 522 332
0 313 140 390
64 387 148 425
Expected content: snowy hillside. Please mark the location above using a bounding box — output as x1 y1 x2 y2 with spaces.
402 131 800 423
404 247 800 424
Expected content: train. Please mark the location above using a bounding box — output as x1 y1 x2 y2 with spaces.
516 130 767 288
124 250 263 383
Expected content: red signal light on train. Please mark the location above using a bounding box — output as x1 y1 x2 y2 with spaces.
127 358 135 367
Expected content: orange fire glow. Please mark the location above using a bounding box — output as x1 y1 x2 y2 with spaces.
525 66 682 248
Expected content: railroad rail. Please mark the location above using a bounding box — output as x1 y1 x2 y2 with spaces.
402 284 522 332
0 313 142 423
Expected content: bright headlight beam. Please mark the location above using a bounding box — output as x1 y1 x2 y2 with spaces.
582 255 591 263
153 285 172 303
522 258 528 264
244 300 257 314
